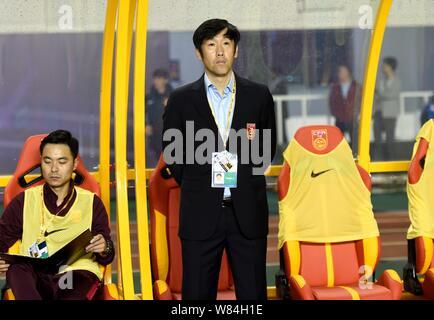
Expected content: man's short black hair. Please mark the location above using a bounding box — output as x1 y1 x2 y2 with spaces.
383 56 398 71
40 129 79 159
193 19 240 53
153 68 169 79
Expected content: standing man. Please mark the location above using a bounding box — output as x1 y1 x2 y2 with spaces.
374 56 401 160
162 19 276 300
146 69 173 167
328 64 361 150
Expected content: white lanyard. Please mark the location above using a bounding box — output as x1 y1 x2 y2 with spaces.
207 80 236 148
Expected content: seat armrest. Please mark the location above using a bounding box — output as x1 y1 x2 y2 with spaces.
153 280 173 300
422 268 434 299
288 275 315 300
376 269 403 300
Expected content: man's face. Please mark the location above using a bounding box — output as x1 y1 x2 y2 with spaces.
196 28 238 77
153 76 169 94
382 63 392 77
41 143 77 189
338 66 350 83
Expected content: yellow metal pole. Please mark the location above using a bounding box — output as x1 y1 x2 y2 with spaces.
114 0 137 300
99 0 118 286
357 0 393 172
133 0 153 300
369 161 410 173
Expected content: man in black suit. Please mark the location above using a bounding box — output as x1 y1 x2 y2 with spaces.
162 19 276 300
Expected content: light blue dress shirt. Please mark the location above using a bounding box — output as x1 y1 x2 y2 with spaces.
340 80 351 99
204 72 236 199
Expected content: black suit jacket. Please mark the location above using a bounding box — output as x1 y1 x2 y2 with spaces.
162 73 276 240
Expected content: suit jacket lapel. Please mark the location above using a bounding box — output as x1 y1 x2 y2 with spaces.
231 73 245 132
192 75 223 146
192 75 217 127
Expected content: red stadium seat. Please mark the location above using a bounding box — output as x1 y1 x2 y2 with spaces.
276 125 402 300
149 155 235 300
2 134 118 300
404 120 434 299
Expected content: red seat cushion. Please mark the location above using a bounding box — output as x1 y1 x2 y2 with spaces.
331 242 360 285
312 284 393 300
299 243 328 287
296 242 360 287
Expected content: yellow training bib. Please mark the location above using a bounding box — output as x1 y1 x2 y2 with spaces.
407 120 434 240
278 138 379 248
21 185 102 280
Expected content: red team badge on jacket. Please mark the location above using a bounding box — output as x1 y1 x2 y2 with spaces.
311 129 328 151
247 123 256 140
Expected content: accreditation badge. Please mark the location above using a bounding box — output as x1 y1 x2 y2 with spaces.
211 151 238 188
28 240 49 259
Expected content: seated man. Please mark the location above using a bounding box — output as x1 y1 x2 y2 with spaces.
0 130 114 300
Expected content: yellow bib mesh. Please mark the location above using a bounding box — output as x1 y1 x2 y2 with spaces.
21 185 102 280
278 139 379 248
407 120 434 240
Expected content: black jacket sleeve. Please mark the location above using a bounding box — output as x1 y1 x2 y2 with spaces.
256 87 277 172
162 91 185 185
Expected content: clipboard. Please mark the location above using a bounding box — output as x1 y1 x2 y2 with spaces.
0 229 93 273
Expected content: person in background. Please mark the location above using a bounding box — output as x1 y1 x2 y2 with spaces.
328 64 361 149
420 95 434 126
146 68 173 167
374 56 401 160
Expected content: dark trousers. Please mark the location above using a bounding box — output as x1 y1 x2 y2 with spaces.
6 263 99 300
374 111 396 160
335 119 354 144
335 119 358 156
181 204 267 300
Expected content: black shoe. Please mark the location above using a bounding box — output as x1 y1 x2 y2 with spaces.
275 270 290 300
403 263 424 296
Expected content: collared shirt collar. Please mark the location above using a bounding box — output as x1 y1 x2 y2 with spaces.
204 72 235 97
43 179 76 216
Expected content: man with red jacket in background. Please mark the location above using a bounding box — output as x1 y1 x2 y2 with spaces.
329 64 361 150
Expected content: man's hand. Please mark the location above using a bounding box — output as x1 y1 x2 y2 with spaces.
85 234 107 256
0 259 10 276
